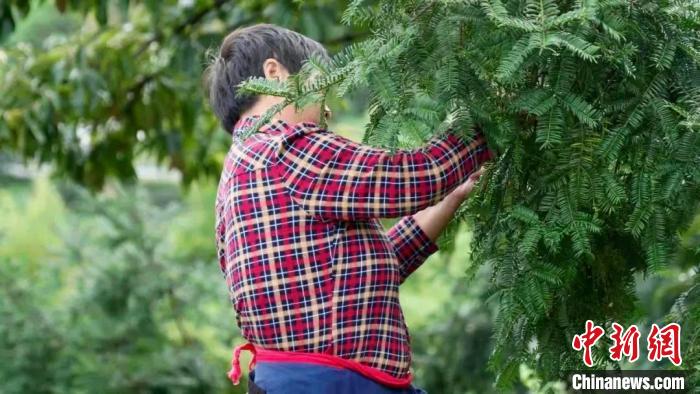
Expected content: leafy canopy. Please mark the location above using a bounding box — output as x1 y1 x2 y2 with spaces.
0 0 360 188
240 0 700 386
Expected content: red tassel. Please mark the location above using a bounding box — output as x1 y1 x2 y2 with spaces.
227 342 257 385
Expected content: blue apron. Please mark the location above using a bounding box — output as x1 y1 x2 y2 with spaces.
248 361 428 394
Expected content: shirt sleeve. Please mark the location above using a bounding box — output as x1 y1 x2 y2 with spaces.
214 178 228 277
278 127 493 221
215 204 227 276
386 215 439 284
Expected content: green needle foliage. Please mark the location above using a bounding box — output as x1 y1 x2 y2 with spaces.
242 0 700 387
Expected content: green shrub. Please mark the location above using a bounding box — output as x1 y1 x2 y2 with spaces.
240 0 700 386
0 179 243 393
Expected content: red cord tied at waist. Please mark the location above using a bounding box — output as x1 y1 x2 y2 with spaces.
227 342 257 385
227 342 414 389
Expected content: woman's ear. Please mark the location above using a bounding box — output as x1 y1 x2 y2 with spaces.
262 58 290 81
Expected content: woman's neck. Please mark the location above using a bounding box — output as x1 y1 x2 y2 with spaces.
240 95 321 126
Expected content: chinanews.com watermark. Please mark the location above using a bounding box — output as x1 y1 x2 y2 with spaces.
567 371 688 392
566 320 691 393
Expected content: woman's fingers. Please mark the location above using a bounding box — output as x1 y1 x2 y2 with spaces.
469 167 484 181
452 166 487 201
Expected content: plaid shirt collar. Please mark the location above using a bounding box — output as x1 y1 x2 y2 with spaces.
231 115 322 139
231 115 262 139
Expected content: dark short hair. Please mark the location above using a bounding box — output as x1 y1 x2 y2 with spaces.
204 23 330 133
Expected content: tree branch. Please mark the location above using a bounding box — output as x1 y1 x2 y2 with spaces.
136 0 232 56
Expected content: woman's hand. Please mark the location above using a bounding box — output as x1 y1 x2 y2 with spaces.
412 165 487 242
445 167 485 205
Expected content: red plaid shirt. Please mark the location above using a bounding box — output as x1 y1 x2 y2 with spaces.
215 115 492 381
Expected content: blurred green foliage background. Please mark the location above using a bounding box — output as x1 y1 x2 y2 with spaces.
1 1 698 393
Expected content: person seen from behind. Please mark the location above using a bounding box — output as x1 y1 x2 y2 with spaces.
204 23 494 394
